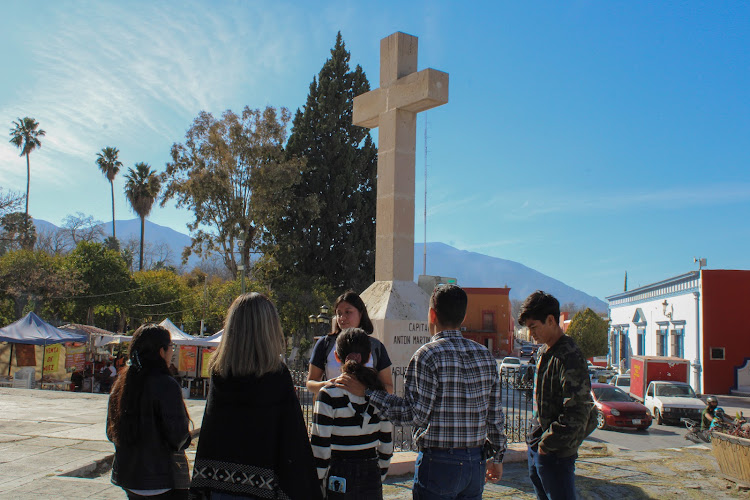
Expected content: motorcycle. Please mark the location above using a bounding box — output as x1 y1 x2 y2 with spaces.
681 417 711 444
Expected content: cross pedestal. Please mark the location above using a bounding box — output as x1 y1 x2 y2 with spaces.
353 32 449 391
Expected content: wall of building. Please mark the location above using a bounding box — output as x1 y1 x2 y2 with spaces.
701 270 750 395
607 272 701 389
462 287 512 356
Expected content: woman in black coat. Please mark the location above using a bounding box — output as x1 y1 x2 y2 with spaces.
189 293 322 500
107 324 192 499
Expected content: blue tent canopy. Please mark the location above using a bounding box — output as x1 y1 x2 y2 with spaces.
0 312 87 345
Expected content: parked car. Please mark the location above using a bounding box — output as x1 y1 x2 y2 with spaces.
499 356 522 373
610 374 631 392
591 367 617 383
643 381 704 425
591 383 652 431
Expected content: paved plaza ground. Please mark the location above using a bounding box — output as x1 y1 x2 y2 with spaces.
0 387 748 499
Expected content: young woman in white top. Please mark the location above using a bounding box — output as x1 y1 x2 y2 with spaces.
306 290 393 395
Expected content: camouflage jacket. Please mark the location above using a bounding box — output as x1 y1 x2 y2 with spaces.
531 335 595 457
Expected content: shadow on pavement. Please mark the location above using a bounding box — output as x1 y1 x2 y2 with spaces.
577 474 651 499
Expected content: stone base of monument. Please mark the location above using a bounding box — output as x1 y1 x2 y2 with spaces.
361 280 431 394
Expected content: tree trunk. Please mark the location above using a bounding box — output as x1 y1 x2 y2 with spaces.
110 181 116 241
25 153 30 217
139 216 145 271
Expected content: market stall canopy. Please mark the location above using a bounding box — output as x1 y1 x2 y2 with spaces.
0 312 87 345
95 334 133 347
202 330 223 346
60 323 116 339
159 319 209 346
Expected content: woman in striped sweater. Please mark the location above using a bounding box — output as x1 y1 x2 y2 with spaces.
310 328 393 499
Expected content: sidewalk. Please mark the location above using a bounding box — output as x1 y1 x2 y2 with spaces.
0 387 748 499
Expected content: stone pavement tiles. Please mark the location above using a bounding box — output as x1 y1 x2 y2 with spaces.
382 445 749 499
0 388 204 499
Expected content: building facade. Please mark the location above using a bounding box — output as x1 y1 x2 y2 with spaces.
607 270 750 395
461 287 513 356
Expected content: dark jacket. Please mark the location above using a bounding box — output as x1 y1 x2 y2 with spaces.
189 364 322 500
528 335 595 457
107 371 191 490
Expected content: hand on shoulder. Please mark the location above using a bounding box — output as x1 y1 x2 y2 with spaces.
333 374 366 397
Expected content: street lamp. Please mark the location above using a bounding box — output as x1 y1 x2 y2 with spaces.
317 304 330 325
309 305 331 337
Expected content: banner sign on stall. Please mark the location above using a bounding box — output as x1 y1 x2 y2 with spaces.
15 344 36 366
44 344 62 372
65 344 86 371
179 345 197 373
201 348 216 378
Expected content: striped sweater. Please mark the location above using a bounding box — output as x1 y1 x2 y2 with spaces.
310 386 393 481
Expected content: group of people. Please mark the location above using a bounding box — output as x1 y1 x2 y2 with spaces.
106 286 596 500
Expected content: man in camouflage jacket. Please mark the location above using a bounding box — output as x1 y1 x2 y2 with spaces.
519 291 595 500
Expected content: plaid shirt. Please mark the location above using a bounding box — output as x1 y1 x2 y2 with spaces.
368 330 506 461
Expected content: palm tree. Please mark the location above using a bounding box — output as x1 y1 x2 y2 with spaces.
124 162 161 271
9 117 46 217
96 147 123 242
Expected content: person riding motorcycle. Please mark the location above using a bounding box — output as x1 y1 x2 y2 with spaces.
700 396 718 430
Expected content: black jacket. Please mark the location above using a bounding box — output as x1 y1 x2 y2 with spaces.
189 364 322 500
107 371 192 490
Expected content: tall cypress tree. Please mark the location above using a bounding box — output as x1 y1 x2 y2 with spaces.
268 32 377 292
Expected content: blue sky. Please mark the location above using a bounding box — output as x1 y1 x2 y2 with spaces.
1 1 749 301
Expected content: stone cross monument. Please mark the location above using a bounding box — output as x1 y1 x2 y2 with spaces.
353 32 449 389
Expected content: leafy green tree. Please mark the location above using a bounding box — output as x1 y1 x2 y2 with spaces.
96 147 123 242
268 32 377 292
566 308 609 360
124 162 161 271
0 212 36 253
162 106 304 277
0 250 84 320
9 117 46 217
66 241 133 326
128 269 194 331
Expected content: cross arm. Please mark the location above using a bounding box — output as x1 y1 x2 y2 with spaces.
353 68 449 129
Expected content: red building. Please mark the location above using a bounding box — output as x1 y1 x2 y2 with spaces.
461 287 513 357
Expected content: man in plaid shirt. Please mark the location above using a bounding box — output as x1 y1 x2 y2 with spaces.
337 284 506 499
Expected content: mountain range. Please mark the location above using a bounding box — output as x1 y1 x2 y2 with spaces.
33 218 607 311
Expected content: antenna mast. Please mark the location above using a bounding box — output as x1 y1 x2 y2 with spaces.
423 119 428 275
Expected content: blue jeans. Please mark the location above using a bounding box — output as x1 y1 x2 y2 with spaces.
527 445 577 500
413 447 485 500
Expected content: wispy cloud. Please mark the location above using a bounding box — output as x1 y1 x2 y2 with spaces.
1 1 302 187
491 182 750 219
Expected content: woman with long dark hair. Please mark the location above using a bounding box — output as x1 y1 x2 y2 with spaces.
107 324 192 499
189 293 322 500
310 328 393 499
306 290 393 395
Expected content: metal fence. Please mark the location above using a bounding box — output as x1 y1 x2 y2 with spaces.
289 362 533 451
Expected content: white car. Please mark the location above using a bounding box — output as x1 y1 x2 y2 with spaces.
610 375 631 392
643 381 704 425
499 356 522 373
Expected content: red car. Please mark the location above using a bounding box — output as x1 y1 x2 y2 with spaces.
591 382 652 431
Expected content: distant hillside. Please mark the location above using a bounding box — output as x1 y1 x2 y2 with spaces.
414 242 607 312
32 220 606 311
33 218 201 269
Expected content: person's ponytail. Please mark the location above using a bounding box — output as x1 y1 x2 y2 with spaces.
342 359 384 391
336 328 384 391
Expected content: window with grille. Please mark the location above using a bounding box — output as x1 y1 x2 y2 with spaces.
482 311 495 331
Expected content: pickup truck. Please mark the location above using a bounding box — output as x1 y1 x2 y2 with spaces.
643 380 704 425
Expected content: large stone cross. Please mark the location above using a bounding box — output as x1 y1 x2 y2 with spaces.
354 32 449 282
